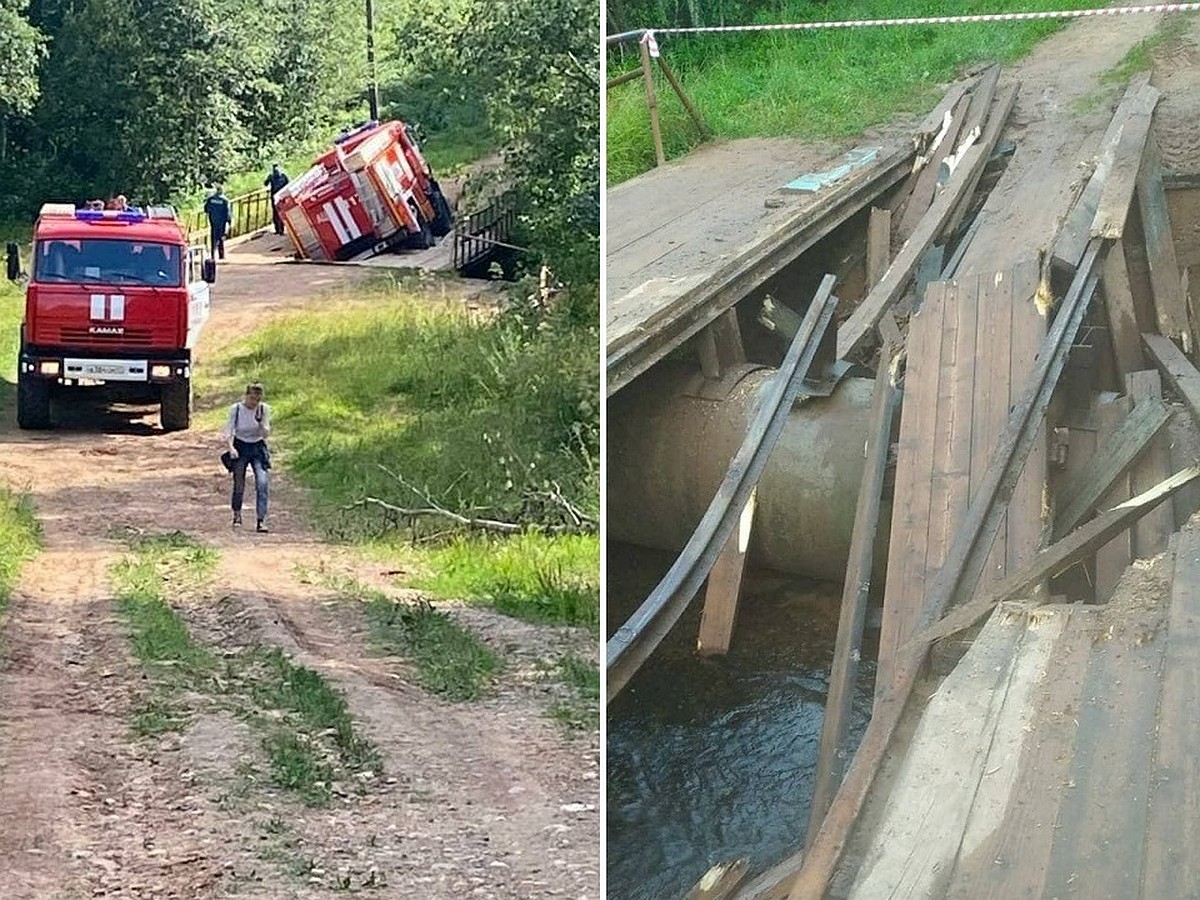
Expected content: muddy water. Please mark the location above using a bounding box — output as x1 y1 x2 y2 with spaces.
606 544 878 900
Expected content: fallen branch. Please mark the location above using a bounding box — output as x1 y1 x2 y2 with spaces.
344 497 596 535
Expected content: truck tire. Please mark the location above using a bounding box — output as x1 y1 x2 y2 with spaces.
16 369 51 430
429 186 453 237
160 378 192 432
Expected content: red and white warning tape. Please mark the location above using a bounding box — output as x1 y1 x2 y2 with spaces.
609 3 1200 41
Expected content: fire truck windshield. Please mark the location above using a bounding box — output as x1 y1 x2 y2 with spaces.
34 238 184 287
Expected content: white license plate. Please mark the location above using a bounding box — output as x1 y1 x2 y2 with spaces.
63 359 148 382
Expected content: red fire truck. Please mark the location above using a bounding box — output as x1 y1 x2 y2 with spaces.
275 120 454 262
5 203 215 431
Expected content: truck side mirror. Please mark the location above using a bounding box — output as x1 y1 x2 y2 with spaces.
201 258 217 284
5 243 20 282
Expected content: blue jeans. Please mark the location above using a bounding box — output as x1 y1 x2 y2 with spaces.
231 453 269 520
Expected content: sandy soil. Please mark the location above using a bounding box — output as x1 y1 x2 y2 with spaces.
0 239 599 898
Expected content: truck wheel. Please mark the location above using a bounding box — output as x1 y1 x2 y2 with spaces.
429 187 453 237
16 370 51 430
160 378 192 432
409 214 436 250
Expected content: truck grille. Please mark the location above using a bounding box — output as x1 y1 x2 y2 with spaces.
59 326 156 346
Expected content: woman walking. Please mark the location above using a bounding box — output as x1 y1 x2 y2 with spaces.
224 382 272 532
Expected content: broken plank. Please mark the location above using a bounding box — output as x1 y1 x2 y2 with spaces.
867 207 891 288
1050 73 1155 275
1141 524 1200 898
838 140 989 359
1093 394 1133 602
1127 370 1174 558
1138 134 1191 351
941 83 1020 246
1090 89 1158 239
897 93 970 240
697 488 756 655
685 859 749 900
808 345 902 834
1102 239 1144 378
953 64 1001 154
914 464 1200 645
1143 332 1200 425
1052 393 1171 539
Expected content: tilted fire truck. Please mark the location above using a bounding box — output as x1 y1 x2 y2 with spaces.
274 119 455 262
5 203 215 431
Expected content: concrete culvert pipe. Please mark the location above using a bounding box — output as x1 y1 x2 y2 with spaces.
607 362 876 582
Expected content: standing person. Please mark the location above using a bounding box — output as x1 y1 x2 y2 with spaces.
264 163 290 235
203 185 232 260
223 382 272 532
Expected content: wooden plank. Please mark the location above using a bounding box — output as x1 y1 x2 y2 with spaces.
1138 134 1191 351
974 268 1015 585
1127 370 1174 558
1143 332 1200 425
686 859 749 900
1052 393 1171 539
639 38 666 166
896 92 970 240
945 606 1093 899
955 64 1001 152
1102 239 1145 379
941 83 1019 242
876 284 950 694
808 346 901 836
866 207 891 288
658 55 709 140
915 464 1200 646
696 488 755 655
914 245 945 308
1094 394 1133 602
1041 594 1164 900
608 145 915 396
1090 90 1157 239
1050 73 1154 275
1141 524 1200 898
839 83 1017 359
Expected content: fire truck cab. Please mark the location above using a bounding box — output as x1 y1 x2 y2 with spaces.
6 203 215 431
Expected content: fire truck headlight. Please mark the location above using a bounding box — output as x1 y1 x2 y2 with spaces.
150 364 171 379
38 360 60 377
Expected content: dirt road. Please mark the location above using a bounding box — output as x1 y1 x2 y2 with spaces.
0 235 600 899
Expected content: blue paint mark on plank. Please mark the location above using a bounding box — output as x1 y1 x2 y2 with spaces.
784 147 881 193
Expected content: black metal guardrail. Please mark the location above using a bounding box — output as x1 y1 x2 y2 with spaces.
452 192 518 276
184 187 274 251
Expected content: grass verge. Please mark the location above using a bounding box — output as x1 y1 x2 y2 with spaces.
547 653 600 732
110 532 381 805
0 488 41 616
199 275 600 635
607 1 1187 183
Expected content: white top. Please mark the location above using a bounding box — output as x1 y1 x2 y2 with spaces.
225 401 271 443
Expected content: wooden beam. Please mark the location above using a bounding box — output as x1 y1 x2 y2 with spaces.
866 207 891 288
1143 332 1200 425
1127 369 1174 558
685 859 749 900
1052 393 1171 539
941 83 1019 242
697 488 756 655
838 84 1017 359
955 63 1001 152
1050 74 1155 275
607 68 641 89
1093 394 1133 601
1090 88 1158 239
807 346 901 836
1102 240 1145 379
658 55 710 140
639 38 666 167
896 93 970 241
1137 134 1191 351
914 464 1200 646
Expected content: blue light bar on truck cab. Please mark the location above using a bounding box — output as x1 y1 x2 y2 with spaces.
74 210 147 222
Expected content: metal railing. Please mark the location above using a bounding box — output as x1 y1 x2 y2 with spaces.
452 193 518 275
185 187 275 250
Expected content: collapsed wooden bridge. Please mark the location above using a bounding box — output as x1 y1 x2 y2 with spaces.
608 59 1200 900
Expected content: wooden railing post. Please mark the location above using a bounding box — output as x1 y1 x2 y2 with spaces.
639 37 666 167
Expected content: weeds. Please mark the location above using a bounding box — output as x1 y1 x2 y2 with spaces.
548 654 600 732
0 487 41 615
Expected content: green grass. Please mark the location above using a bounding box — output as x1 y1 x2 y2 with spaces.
326 575 499 702
418 533 599 631
0 488 41 615
548 653 600 731
421 125 497 174
607 0 1182 183
1100 13 1192 85
199 276 599 634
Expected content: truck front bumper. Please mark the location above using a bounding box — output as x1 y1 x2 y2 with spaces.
21 351 191 384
